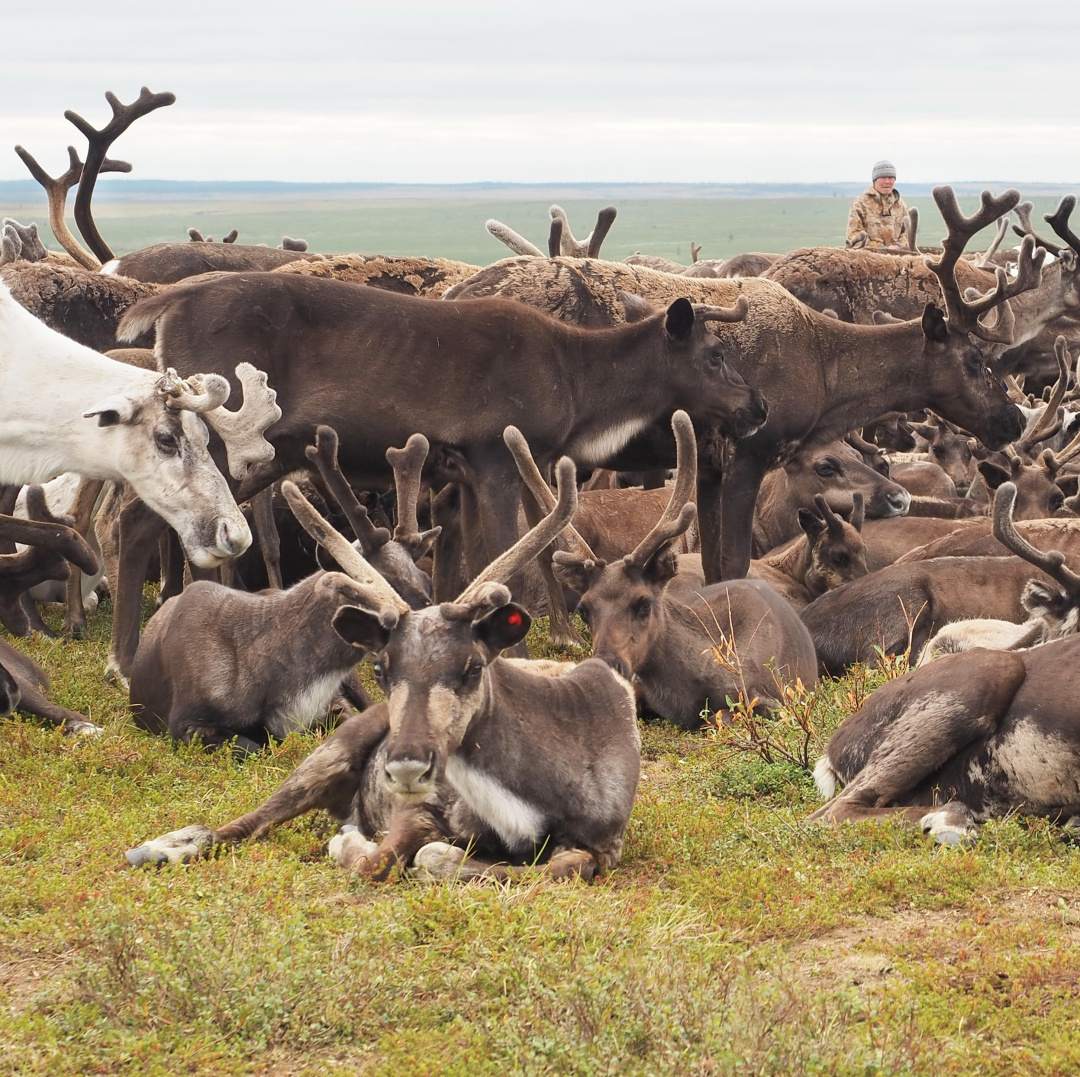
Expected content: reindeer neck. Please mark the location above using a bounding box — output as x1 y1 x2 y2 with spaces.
757 534 813 583
811 319 934 436
1007 262 1072 346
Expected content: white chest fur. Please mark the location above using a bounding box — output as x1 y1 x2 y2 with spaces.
445 756 546 852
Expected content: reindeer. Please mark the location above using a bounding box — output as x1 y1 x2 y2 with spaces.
127 427 439 753
917 482 1080 663
446 188 1033 582
809 630 1080 846
514 412 818 728
748 494 867 610
0 278 279 569
126 452 640 883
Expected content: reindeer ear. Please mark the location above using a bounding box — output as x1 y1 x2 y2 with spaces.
978 460 1011 491
83 394 137 427
472 603 531 655
921 303 949 344
552 551 605 594
641 546 679 584
664 297 695 341
1021 579 1070 617
331 606 392 654
798 507 826 538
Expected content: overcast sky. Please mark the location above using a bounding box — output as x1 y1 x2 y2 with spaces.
2 1 1077 185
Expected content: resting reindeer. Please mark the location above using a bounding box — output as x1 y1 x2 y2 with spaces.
918 482 1080 664
128 427 438 754
515 412 818 728
0 637 98 736
127 450 640 883
809 597 1080 844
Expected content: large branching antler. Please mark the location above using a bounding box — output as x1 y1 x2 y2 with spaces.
1011 200 1064 256
281 480 410 622
625 410 697 570
1015 338 1070 456
928 187 1044 345
993 481 1080 598
453 455 578 608
12 145 129 269
1044 195 1080 257
503 426 598 562
305 426 392 554
64 87 176 262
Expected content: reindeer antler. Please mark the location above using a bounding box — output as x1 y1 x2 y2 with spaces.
928 187 1044 344
993 481 1080 597
548 205 618 259
385 432 440 549
1010 200 1064 256
12 144 129 269
454 456 578 607
64 87 176 263
158 369 231 413
503 426 598 562
282 480 410 620
694 296 750 323
199 363 282 481
1015 339 1070 456
907 206 920 253
305 426 391 555
1045 195 1080 256
625 411 697 570
485 219 544 257
972 216 1010 269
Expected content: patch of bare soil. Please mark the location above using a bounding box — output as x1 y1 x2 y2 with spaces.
789 889 1080 991
0 948 72 1012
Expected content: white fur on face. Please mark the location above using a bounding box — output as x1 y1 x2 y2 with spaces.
445 756 545 852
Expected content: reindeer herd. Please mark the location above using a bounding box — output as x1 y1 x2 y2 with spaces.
5 87 1080 880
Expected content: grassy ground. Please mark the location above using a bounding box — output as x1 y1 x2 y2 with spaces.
0 195 1069 266
3 602 1080 1075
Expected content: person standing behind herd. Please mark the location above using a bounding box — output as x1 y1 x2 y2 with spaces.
846 160 909 249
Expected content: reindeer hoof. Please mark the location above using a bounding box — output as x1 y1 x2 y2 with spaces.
63 719 103 737
920 809 976 847
327 827 377 869
103 661 129 691
125 824 216 867
412 841 467 880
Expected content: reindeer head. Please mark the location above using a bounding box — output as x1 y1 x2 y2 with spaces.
921 188 1040 451
798 494 868 598
549 412 699 681
911 414 978 495
285 456 577 802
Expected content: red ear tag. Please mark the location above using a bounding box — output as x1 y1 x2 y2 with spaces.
507 611 523 626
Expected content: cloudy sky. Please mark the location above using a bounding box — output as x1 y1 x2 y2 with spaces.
2 0 1077 185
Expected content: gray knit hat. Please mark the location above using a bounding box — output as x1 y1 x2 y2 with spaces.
872 160 897 181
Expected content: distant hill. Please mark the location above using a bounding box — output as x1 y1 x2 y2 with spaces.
0 179 1076 203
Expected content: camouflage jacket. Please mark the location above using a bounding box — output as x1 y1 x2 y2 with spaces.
846 187 909 249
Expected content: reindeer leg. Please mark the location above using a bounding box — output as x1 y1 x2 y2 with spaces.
63 478 104 639
158 530 185 605
431 483 466 603
709 449 769 582
809 651 1027 842
251 486 283 589
331 801 447 881
126 707 391 867
412 844 608 882
107 496 167 685
14 678 100 737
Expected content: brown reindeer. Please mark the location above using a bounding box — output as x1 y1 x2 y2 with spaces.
126 453 640 883
539 412 818 728
808 629 1080 844
917 482 1080 663
446 187 1033 582
127 427 438 753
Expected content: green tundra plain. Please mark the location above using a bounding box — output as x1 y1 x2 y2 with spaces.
4 189 1080 1075
3 601 1080 1077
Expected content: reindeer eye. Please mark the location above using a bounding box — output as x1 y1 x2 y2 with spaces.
463 658 483 683
814 461 840 477
577 604 591 626
933 445 946 460
373 659 387 685
707 347 725 368
632 598 654 621
833 553 851 568
154 431 180 456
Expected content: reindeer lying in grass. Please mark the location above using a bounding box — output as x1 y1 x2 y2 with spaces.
127 444 640 883
128 426 437 755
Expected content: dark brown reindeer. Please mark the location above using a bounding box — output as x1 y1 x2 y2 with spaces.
752 440 909 555
527 412 818 728
809 544 1080 844
113 269 766 649
446 187 1032 582
0 637 98 736
917 482 1080 663
126 453 640 883
127 427 437 753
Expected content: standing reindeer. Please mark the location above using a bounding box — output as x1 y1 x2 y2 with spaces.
127 448 640 883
